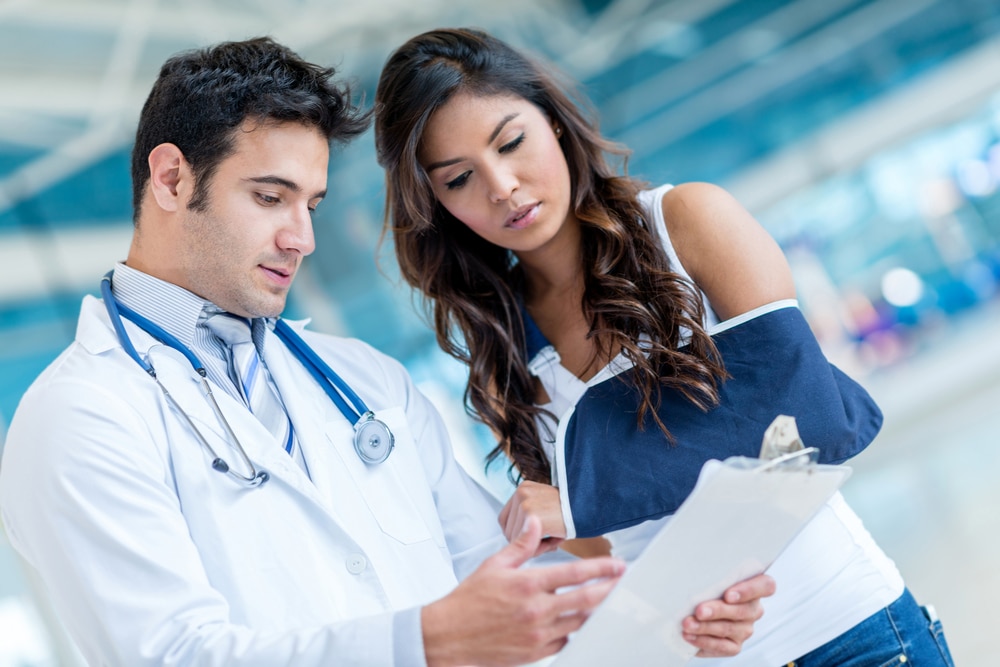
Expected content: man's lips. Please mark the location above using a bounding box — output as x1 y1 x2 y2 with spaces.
260 264 295 284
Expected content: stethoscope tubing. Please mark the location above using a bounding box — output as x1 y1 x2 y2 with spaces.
274 320 395 465
100 273 267 486
100 270 393 487
274 320 368 424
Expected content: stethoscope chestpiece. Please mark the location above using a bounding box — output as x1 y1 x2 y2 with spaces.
353 412 394 465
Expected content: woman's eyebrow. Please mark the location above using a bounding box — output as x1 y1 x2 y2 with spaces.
425 112 521 173
488 112 519 142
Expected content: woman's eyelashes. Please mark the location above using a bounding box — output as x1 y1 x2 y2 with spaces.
443 134 526 191
445 172 470 190
499 133 525 154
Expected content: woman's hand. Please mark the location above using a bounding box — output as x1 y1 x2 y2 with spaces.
682 573 776 657
498 481 567 555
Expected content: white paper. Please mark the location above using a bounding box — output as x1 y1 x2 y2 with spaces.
551 456 852 666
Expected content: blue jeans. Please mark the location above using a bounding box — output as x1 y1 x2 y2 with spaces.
786 588 955 667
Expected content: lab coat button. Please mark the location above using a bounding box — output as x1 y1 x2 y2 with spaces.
346 553 367 574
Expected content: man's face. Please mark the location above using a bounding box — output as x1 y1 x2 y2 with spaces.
176 120 329 318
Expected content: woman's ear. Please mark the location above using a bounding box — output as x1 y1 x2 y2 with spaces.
146 143 191 213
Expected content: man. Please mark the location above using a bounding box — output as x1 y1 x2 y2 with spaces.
0 38 771 666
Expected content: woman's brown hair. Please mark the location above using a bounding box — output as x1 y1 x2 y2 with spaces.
374 28 726 483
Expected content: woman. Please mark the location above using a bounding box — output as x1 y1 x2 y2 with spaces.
374 27 954 667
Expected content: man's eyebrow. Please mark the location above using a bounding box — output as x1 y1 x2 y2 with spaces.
247 175 326 199
425 112 521 173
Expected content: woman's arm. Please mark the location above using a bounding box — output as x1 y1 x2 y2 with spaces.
662 182 796 320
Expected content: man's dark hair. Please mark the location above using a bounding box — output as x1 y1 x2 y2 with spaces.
131 36 371 222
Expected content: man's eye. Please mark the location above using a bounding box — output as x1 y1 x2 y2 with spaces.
257 193 279 205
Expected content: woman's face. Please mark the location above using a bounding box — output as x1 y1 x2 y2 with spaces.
418 92 575 257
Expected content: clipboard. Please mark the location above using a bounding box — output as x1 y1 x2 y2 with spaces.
551 450 852 666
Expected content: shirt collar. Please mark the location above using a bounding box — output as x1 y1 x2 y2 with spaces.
110 262 276 355
110 262 211 351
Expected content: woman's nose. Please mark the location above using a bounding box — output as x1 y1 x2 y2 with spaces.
487 167 519 204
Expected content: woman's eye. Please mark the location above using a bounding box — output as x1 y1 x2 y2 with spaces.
499 134 524 154
445 172 471 190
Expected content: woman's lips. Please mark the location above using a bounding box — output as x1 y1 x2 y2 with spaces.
506 203 540 229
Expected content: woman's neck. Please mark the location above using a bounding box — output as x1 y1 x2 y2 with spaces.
517 217 584 304
517 219 614 382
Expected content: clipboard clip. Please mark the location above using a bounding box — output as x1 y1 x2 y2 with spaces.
756 446 820 472
757 415 819 472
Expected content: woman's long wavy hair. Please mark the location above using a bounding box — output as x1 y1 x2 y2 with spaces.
375 28 726 484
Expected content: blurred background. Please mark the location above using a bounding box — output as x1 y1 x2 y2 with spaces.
1 0 998 664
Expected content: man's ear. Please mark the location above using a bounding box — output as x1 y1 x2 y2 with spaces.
147 143 191 212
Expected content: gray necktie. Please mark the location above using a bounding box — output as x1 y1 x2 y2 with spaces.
204 313 297 460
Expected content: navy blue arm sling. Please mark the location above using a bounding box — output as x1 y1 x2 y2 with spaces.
529 306 882 538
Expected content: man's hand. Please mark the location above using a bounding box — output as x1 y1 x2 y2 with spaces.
498 481 566 555
681 573 775 657
421 516 625 667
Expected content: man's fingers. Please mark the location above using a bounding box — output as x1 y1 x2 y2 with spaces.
546 573 620 618
539 556 625 591
487 514 544 570
549 609 592 638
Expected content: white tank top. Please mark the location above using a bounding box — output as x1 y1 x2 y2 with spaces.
529 183 904 665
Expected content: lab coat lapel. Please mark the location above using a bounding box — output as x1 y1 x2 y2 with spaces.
141 340 321 499
263 330 426 557
78 296 338 512
262 332 350 512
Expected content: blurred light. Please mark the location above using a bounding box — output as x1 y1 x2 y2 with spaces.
919 178 963 218
988 143 1000 180
738 28 782 62
639 21 702 59
866 156 919 221
881 267 924 307
963 260 997 300
955 159 995 197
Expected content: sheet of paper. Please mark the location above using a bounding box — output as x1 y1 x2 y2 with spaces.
551 457 852 666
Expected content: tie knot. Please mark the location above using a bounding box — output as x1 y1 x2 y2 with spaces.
205 313 254 347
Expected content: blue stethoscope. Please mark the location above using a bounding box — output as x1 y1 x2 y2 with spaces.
100 271 394 488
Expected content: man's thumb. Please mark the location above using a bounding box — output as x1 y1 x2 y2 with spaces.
491 515 543 569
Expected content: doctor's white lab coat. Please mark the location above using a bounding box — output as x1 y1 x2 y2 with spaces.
0 295 507 666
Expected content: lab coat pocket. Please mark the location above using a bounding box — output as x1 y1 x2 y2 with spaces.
324 411 435 546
